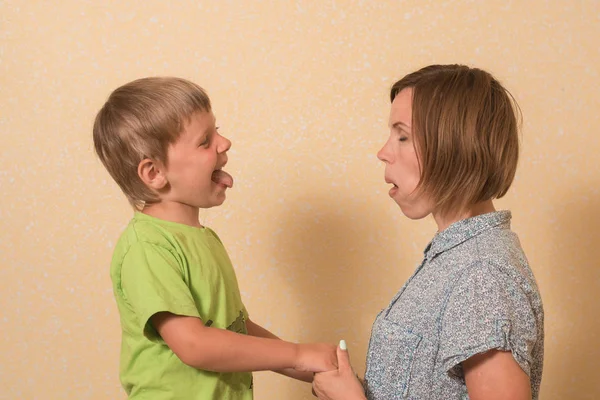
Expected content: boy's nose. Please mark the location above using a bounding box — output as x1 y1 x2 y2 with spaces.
218 135 232 153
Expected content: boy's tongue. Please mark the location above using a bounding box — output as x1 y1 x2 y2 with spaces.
211 169 233 188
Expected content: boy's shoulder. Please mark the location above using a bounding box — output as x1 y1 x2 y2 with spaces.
116 213 171 248
110 213 182 268
111 213 223 262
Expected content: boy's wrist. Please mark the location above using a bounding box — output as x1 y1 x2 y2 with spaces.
291 342 301 370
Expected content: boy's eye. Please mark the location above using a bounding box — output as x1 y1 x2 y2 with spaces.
199 126 219 147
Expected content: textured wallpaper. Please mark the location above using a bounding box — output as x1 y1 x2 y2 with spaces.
1 1 599 399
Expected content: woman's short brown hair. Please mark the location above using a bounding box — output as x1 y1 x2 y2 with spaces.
93 77 211 210
390 64 521 216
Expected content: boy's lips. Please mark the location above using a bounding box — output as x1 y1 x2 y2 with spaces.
211 169 233 188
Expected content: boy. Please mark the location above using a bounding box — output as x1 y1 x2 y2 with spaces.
93 77 337 399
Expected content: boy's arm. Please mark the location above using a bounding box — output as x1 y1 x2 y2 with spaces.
246 318 315 383
151 312 336 374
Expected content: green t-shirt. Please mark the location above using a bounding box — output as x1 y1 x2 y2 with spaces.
110 212 253 399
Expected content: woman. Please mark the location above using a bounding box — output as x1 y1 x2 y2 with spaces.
313 65 544 400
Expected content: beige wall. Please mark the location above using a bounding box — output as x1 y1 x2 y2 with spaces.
1 1 599 399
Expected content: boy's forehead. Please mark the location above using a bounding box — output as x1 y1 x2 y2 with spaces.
176 110 215 142
188 109 216 128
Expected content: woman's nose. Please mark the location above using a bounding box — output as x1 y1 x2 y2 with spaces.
377 144 389 163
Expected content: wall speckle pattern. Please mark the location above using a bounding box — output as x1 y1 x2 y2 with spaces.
1 1 599 399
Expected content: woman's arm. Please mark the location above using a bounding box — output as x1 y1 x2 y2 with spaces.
463 350 531 400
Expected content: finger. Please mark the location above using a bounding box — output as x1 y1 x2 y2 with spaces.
312 374 325 398
336 339 352 371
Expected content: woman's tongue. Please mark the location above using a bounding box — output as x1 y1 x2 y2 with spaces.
211 169 233 188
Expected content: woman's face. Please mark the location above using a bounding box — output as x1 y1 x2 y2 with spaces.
377 88 433 220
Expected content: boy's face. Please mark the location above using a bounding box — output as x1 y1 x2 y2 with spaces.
163 110 233 209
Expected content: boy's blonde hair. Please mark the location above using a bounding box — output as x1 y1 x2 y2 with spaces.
390 64 521 216
93 77 211 210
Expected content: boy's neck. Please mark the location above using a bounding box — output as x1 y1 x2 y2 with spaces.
142 201 203 228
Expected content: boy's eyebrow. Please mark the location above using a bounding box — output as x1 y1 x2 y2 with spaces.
200 121 216 137
206 117 217 134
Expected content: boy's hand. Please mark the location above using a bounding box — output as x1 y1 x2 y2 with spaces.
294 343 338 372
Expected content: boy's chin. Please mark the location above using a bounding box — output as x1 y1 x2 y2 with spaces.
200 193 227 208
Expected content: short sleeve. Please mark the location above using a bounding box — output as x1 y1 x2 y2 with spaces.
438 263 539 379
121 242 201 341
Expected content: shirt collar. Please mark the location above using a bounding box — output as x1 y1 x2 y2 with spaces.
424 210 512 260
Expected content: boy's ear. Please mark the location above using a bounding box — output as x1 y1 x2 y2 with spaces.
138 158 168 190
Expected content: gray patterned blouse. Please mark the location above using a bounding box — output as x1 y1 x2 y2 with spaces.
364 211 544 399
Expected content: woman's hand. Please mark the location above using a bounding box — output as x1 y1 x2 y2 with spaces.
312 340 367 400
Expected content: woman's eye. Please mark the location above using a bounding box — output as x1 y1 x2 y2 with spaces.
399 137 408 142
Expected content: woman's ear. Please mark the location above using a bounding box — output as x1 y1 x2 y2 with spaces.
138 158 168 190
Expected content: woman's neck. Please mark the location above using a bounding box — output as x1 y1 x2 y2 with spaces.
432 200 496 232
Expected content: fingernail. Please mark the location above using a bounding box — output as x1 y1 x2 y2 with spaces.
339 339 347 350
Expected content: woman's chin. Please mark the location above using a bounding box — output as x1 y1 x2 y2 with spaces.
395 201 431 221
